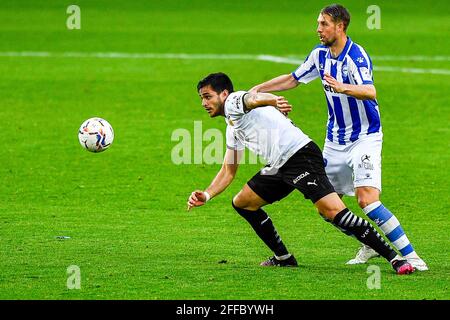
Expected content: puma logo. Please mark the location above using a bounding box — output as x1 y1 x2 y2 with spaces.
307 180 318 186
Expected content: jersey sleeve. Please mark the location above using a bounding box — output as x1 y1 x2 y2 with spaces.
226 125 245 151
291 49 320 84
224 91 248 117
349 47 374 85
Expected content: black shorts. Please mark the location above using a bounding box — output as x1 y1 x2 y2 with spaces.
247 141 335 204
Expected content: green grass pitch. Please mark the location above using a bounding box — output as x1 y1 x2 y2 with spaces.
0 0 449 299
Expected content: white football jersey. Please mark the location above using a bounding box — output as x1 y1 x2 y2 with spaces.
224 91 311 173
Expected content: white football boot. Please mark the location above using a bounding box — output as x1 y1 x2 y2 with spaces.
406 257 429 271
346 244 380 265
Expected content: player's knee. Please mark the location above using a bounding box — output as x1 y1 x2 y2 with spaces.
358 193 379 209
356 188 379 209
232 194 260 211
357 198 370 209
232 194 248 210
314 193 346 220
356 191 368 208
320 208 343 221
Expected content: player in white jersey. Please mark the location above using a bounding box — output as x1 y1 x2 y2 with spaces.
187 72 414 275
249 4 427 270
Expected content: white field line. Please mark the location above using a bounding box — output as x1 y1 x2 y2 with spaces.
259 55 450 75
374 66 450 75
371 55 450 61
1 51 449 75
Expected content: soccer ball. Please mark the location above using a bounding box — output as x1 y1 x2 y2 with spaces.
78 117 114 152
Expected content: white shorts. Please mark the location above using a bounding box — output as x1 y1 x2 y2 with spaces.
322 133 383 196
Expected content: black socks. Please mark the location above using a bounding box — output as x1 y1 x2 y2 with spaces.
232 202 289 257
333 208 397 262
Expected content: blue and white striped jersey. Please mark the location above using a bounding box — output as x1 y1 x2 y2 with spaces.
292 37 381 145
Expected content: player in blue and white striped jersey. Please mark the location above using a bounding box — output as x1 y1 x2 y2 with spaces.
292 38 380 146
250 4 428 270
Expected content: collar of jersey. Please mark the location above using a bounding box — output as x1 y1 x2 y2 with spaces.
326 36 353 61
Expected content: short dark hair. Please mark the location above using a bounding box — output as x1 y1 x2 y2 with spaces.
321 4 351 32
197 72 234 94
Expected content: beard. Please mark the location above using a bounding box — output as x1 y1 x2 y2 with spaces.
322 37 336 47
209 102 224 117
319 31 337 47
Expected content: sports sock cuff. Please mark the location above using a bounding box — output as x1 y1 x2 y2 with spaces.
231 201 255 215
231 201 268 222
232 200 248 212
362 201 382 215
332 208 350 225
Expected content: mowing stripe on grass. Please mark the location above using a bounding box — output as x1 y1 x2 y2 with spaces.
1 51 449 75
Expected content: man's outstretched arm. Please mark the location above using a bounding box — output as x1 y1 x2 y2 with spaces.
249 73 299 94
187 148 242 211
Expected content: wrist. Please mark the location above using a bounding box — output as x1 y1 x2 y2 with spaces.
204 191 211 202
340 84 351 94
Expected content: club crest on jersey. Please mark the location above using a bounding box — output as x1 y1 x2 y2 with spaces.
342 64 348 78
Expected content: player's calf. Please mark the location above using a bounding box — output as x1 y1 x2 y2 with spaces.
231 201 291 259
332 208 396 261
332 208 414 274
